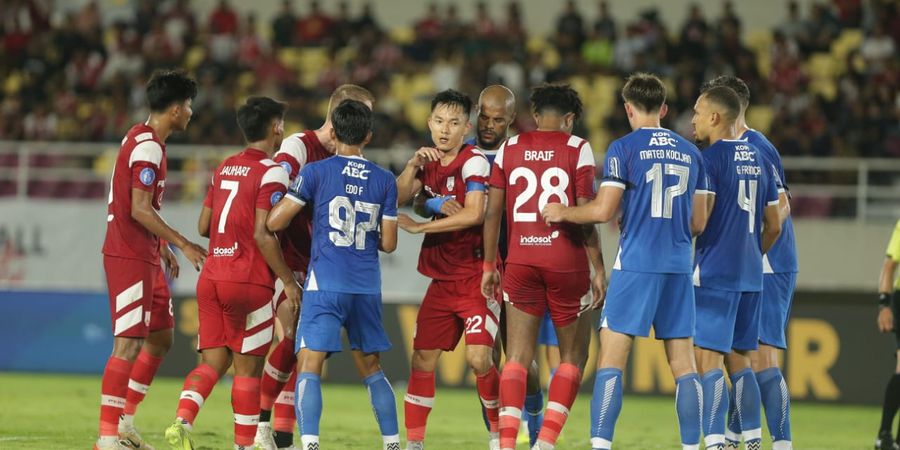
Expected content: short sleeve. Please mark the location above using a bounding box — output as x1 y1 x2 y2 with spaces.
203 177 213 208
488 142 507 189
462 153 489 192
383 177 399 221
763 165 779 207
286 164 316 205
694 154 711 195
274 135 308 178
702 151 718 195
575 142 596 199
887 220 900 262
600 141 627 190
129 140 163 192
256 166 289 211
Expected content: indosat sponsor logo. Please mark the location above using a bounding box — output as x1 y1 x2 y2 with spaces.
213 242 238 257
519 230 559 246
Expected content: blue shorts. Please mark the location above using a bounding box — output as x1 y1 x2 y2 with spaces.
759 272 796 349
694 287 760 353
599 270 694 339
295 290 391 354
538 312 558 346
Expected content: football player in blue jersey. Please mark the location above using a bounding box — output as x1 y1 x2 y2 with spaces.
267 99 401 450
543 73 709 450
690 86 782 450
700 76 797 450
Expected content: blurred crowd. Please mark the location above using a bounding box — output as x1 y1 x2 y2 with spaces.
0 0 898 166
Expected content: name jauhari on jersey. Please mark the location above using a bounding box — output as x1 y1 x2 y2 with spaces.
220 165 251 177
639 149 692 164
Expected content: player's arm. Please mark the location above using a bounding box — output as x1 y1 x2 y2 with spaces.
691 193 709 236
131 188 207 270
776 191 791 224
254 208 301 307
399 190 485 234
543 185 623 225
578 196 607 309
380 218 398 253
396 147 441 205
760 203 782 254
878 224 900 332
266 198 303 232
198 206 212 238
480 186 505 299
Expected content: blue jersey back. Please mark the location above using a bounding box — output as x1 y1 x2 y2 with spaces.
742 129 798 274
602 128 706 274
695 140 779 291
287 155 398 294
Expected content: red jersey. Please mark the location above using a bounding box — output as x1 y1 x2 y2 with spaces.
201 148 289 288
102 123 167 265
417 144 490 280
272 131 331 272
489 131 596 272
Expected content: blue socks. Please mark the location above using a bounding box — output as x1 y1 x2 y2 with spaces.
675 373 703 449
590 368 623 450
701 369 729 449
524 390 544 446
725 387 741 448
296 372 322 448
757 367 792 447
730 369 762 447
363 370 400 448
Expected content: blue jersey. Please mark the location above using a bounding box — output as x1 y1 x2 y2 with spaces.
286 155 398 294
694 139 780 291
602 127 706 274
741 129 798 274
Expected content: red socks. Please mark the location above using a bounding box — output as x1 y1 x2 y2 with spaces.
476 366 501 433
498 361 528 450
233 376 261 447
175 364 220 425
538 362 581 445
123 350 163 416
273 369 297 433
260 339 296 411
99 357 133 437
404 369 436 442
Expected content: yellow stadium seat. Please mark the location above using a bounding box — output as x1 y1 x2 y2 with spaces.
831 29 863 59
746 30 773 55
569 76 590 99
807 53 841 79
3 71 22 95
810 79 838 101
527 35 548 54
745 106 773 134
389 26 415 46
278 48 301 69
405 102 432 131
184 46 206 71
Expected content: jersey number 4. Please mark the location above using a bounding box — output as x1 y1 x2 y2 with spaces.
509 166 570 222
329 195 380 250
645 163 689 219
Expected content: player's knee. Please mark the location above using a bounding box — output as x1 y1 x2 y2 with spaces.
112 337 143 361
525 361 541 392
466 347 494 374
411 350 439 372
145 330 174 356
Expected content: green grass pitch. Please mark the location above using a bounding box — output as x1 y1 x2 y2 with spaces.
0 372 878 449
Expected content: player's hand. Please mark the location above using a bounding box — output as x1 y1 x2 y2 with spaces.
878 306 894 333
481 269 500 300
590 272 607 310
542 203 567 225
180 241 207 271
407 147 441 170
440 199 464 216
397 213 425 234
160 243 180 279
283 279 302 312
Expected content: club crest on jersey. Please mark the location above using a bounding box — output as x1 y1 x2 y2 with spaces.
279 161 292 174
446 176 455 191
270 191 284 206
139 168 156 186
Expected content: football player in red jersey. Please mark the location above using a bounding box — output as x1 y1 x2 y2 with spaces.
482 84 606 450
396 89 502 450
165 96 299 450
97 70 206 450
255 85 375 450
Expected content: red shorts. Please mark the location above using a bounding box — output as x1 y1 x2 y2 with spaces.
197 277 275 357
104 255 173 337
502 263 590 327
413 274 500 351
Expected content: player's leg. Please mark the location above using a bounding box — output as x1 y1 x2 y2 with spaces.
539 313 561 380
460 274 502 444
97 256 154 450
294 290 347 450
523 359 544 447
877 349 900 450
694 286 742 450
725 292 763 450
751 272 796 450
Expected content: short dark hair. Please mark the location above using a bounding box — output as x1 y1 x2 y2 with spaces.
331 99 372 145
146 70 198 112
700 75 750 109
529 83 584 120
702 86 742 123
621 73 666 113
431 89 473 116
236 96 288 142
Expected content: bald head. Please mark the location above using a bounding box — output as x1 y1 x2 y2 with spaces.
476 85 516 150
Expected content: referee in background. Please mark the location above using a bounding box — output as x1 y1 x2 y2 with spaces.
876 219 900 450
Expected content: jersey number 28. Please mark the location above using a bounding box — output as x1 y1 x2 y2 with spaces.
509 166 569 222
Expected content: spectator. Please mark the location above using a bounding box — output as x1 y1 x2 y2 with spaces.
679 4 708 61
355 2 380 34
162 0 196 48
556 0 586 52
210 0 239 35
296 0 334 46
238 14 266 69
23 103 57 141
271 0 296 48
594 0 616 41
860 23 896 72
779 1 808 46
487 46 526 96
474 2 495 38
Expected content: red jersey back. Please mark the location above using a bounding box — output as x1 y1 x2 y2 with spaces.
489 131 596 272
102 123 167 264
272 131 331 272
201 148 289 288
417 145 490 280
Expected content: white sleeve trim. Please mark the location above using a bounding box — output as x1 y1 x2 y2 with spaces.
567 135 584 148
767 199 780 206
462 154 490 180
260 166 290 188
695 189 712 195
507 134 519 146
382 215 398 221
600 180 626 190
777 188 786 194
275 134 308 169
285 193 306 205
129 140 163 167
577 142 596 168
494 143 506 169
